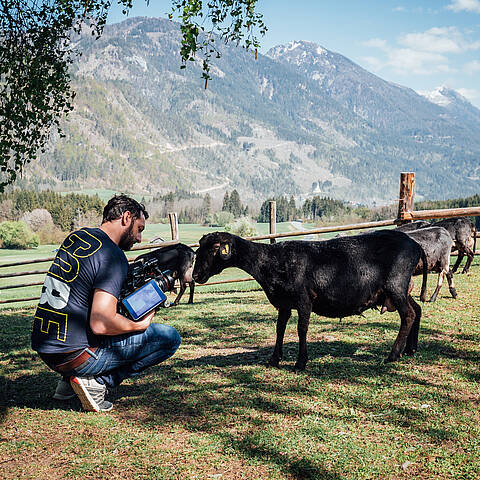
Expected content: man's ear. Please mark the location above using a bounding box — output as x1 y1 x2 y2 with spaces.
121 211 132 226
219 242 232 260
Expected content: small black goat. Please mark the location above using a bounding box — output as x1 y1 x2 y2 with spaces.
193 231 427 370
431 218 476 274
397 217 476 274
405 227 456 302
133 243 195 305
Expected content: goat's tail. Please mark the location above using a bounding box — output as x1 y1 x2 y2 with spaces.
419 247 428 303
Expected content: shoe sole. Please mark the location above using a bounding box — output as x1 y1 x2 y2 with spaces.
52 392 77 400
70 377 112 412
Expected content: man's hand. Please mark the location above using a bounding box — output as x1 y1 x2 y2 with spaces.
90 289 155 335
134 309 156 330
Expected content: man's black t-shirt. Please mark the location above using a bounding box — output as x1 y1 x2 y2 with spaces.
31 228 128 353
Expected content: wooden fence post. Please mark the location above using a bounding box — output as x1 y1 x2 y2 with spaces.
168 212 179 241
269 201 276 244
397 172 415 223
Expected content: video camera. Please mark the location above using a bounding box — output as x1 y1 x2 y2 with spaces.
118 252 176 321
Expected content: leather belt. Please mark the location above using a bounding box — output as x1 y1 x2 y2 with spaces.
55 347 98 373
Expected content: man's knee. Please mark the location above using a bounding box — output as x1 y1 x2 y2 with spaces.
150 323 181 351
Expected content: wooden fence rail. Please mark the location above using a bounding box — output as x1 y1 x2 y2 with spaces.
1 172 479 305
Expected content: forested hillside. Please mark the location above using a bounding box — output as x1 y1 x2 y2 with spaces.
18 17 480 205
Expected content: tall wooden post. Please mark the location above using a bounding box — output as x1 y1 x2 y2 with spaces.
269 200 276 244
168 212 179 241
397 172 415 223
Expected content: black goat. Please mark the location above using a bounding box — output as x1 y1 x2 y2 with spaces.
396 220 430 233
134 243 195 305
405 227 456 302
397 218 476 274
193 231 427 370
431 218 476 274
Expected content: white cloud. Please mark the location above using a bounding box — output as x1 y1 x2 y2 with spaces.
362 26 480 76
447 0 480 13
464 59 480 73
400 27 480 53
387 49 453 75
393 6 407 12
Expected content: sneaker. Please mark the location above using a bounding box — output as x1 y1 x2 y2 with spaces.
53 378 76 400
70 376 113 412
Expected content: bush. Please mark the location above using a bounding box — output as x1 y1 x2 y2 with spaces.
36 225 65 245
0 221 39 249
21 208 54 232
20 209 65 245
225 216 258 237
214 211 234 227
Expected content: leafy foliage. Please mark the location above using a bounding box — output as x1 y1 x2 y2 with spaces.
0 1 265 190
0 221 39 249
224 215 258 236
171 0 266 86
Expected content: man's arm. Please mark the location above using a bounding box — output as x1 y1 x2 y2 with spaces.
90 289 154 335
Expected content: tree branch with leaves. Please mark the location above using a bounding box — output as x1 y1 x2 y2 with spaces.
0 0 265 190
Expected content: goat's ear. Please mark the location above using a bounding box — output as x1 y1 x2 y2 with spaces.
219 242 232 260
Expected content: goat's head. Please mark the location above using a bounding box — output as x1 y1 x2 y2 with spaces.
193 232 234 284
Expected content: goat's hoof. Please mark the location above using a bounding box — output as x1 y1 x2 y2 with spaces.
450 288 458 299
420 295 427 303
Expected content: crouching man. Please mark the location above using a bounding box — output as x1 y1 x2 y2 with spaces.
31 195 181 412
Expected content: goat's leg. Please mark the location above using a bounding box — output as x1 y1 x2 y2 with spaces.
446 269 457 298
386 293 416 362
451 250 464 273
172 280 187 306
187 280 195 304
461 247 474 274
295 302 312 371
428 271 444 302
268 308 291 368
404 295 422 356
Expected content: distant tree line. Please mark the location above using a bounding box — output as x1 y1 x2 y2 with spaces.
1 187 478 250
415 195 480 228
258 196 298 222
0 190 104 231
258 196 353 222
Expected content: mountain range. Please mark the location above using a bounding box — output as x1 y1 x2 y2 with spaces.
21 16 480 205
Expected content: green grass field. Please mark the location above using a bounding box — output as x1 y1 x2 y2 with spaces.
0 237 479 479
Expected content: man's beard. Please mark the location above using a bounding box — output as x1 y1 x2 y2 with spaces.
118 220 136 251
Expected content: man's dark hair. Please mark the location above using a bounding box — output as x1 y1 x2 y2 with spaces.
102 195 149 224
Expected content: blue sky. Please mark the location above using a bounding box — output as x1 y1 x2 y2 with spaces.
107 0 480 107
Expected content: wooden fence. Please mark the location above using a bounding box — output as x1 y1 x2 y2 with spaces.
0 172 479 305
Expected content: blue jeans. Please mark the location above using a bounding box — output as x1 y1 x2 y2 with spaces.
70 324 181 388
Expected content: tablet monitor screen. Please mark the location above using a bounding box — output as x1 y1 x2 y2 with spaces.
121 279 167 321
